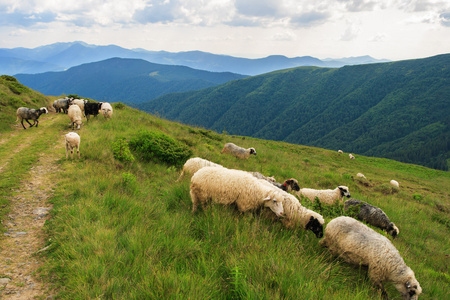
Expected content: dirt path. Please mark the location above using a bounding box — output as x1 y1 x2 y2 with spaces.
1 118 62 299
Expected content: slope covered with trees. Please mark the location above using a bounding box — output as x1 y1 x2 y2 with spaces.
138 54 450 170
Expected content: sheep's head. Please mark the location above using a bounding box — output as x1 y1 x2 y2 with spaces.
262 196 284 217
338 186 351 198
249 148 257 155
39 107 49 114
305 216 323 238
394 275 421 300
387 223 400 239
284 178 300 191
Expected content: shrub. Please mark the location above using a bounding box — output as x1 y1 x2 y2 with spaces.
112 138 135 163
114 102 126 110
129 130 192 167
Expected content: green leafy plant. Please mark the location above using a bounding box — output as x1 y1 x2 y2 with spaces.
112 138 135 163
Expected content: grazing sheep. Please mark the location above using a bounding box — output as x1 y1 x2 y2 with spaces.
84 102 102 121
250 171 276 183
72 99 86 116
349 154 355 160
390 180 400 188
221 142 256 159
297 186 351 205
178 157 224 181
320 216 421 299
190 167 284 217
16 107 48 129
338 150 344 154
68 104 82 130
271 178 300 192
344 198 399 238
55 97 73 114
65 132 80 159
100 102 113 119
356 173 366 179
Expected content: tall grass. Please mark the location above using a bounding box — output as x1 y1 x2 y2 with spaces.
1 104 448 299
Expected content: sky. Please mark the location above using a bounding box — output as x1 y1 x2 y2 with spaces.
1 0 450 60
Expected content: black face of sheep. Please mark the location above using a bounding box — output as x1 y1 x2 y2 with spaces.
249 148 257 155
339 187 351 198
305 216 323 238
287 179 300 191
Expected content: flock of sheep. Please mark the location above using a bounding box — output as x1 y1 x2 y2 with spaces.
182 142 421 300
16 97 114 159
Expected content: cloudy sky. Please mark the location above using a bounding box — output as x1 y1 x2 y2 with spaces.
1 0 449 60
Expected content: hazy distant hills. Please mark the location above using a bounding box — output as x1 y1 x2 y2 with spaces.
138 54 450 171
1 41 390 76
15 58 247 103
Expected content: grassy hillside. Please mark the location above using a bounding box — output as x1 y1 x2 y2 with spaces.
1 83 449 298
138 54 450 171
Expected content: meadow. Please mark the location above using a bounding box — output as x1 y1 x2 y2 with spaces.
0 100 449 299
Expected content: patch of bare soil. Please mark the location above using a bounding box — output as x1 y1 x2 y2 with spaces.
1 127 62 299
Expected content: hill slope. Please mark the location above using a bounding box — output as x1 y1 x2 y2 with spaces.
0 79 449 298
14 57 247 104
138 54 450 170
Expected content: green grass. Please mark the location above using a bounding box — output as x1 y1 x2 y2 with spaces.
0 102 449 299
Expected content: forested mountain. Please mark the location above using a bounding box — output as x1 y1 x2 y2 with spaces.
138 54 450 171
1 41 389 76
14 58 247 103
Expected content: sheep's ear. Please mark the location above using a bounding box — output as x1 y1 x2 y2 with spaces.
263 196 271 201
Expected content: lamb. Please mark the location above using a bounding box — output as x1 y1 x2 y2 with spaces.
16 107 48 129
356 173 366 179
84 102 102 121
271 178 300 192
349 154 355 160
221 142 256 159
68 104 82 130
190 167 284 217
278 191 325 238
65 132 80 159
390 180 400 188
297 186 351 205
100 102 113 119
344 198 399 238
320 216 421 299
177 157 224 181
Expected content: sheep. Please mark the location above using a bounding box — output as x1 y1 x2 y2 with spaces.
338 150 343 154
16 107 48 129
72 99 86 116
250 171 276 183
356 173 366 179
190 167 284 217
320 216 421 299
390 180 400 188
278 191 325 238
68 104 82 130
177 157 224 181
52 100 60 113
84 102 102 121
349 154 355 160
344 198 399 238
55 97 73 114
100 102 113 119
221 142 256 159
65 132 80 159
271 178 300 192
297 186 351 205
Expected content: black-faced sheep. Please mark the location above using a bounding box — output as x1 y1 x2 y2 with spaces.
271 178 300 192
320 216 421 299
100 102 113 119
297 186 351 205
68 104 82 130
177 157 224 181
190 167 284 217
84 102 102 121
344 198 399 238
16 107 48 129
221 142 256 159
65 132 80 159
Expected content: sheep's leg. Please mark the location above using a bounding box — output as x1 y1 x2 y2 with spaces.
34 120 39 127
76 146 80 158
25 119 33 127
190 190 198 213
20 120 27 129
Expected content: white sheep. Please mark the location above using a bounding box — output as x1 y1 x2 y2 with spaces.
68 104 82 130
72 99 86 116
16 107 48 129
190 167 284 217
177 157 224 181
65 132 80 159
390 180 400 188
100 102 113 119
338 150 343 154
349 153 355 160
221 142 256 159
320 216 421 299
356 173 366 179
297 186 351 205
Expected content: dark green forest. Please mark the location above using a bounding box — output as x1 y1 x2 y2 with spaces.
138 54 450 171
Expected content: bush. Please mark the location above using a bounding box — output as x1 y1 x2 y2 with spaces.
129 130 192 167
112 138 135 163
114 102 126 110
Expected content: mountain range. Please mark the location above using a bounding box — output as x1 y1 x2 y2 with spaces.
1 41 390 76
137 54 450 171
